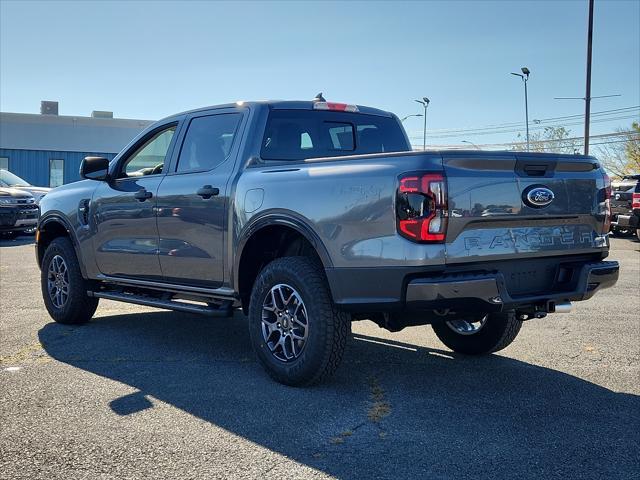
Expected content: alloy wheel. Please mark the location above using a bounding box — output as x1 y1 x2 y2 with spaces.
445 315 488 336
47 255 69 309
261 283 309 362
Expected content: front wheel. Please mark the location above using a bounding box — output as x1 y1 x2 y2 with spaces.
248 256 350 386
432 311 522 355
41 237 99 324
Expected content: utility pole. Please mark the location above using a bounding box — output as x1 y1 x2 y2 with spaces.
556 2 621 154
584 0 594 155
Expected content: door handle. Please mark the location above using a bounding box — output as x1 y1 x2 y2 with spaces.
196 185 220 199
134 189 153 201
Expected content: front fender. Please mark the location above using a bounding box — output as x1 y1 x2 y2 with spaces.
37 213 88 277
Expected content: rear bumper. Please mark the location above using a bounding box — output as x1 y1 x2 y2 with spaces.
611 214 639 228
327 258 618 313
405 261 619 310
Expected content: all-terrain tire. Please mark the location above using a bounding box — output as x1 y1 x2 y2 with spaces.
432 311 522 355
41 237 99 324
248 256 350 386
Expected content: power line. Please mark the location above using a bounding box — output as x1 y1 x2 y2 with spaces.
407 113 639 140
409 106 639 134
416 131 639 150
405 105 640 138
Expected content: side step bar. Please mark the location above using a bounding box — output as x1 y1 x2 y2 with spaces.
88 291 233 317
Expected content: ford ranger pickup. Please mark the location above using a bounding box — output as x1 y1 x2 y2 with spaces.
36 98 619 386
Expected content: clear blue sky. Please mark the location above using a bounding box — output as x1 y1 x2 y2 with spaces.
1 0 638 147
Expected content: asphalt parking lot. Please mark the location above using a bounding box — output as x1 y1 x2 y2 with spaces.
1 236 638 480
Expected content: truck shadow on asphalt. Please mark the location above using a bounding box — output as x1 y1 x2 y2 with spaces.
39 311 639 480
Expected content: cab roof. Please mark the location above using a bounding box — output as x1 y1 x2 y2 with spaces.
160 100 394 122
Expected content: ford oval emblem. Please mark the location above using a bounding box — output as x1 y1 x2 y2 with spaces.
523 185 554 208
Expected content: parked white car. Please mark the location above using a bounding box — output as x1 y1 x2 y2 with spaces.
0 169 50 203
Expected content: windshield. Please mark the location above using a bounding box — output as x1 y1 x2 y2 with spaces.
0 169 30 187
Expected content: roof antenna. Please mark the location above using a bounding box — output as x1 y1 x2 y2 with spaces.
314 92 326 102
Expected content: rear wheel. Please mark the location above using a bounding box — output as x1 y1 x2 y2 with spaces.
248 256 349 386
432 311 522 355
41 237 99 324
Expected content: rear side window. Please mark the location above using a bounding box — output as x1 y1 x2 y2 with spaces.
261 110 409 161
176 113 242 173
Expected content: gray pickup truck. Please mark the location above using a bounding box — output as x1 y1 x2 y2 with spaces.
36 98 619 386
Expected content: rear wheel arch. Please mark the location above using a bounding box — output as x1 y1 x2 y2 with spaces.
235 216 332 314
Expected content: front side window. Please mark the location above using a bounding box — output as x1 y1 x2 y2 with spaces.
176 113 242 173
49 159 64 187
121 126 176 178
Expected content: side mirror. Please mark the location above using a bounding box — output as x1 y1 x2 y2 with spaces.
80 156 110 181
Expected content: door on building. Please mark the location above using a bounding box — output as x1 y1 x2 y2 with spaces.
155 109 244 288
92 122 179 280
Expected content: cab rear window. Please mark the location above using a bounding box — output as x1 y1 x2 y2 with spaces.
261 110 409 161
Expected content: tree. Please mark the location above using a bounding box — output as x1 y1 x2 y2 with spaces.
511 126 580 154
595 122 640 178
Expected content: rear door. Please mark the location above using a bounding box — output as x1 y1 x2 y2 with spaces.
155 109 244 287
443 152 606 265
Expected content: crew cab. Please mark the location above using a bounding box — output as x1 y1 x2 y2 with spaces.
36 98 619 386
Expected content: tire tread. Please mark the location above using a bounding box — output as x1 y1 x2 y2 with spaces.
249 256 349 386
41 237 98 325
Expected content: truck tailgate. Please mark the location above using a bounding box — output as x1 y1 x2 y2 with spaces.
443 152 607 265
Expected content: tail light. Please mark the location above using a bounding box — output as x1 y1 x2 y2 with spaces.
396 172 448 242
632 192 640 210
601 172 612 232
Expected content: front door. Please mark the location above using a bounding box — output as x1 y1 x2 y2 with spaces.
156 110 244 287
92 123 179 280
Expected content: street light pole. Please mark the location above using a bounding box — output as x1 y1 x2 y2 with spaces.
524 76 530 152
462 140 480 150
414 97 430 150
511 67 531 151
400 113 423 122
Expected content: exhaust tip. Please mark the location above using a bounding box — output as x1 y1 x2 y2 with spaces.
552 301 573 314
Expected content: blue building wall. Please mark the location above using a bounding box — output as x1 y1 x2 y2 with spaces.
0 148 117 187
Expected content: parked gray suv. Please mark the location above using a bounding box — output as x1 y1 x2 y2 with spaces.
36 99 619 385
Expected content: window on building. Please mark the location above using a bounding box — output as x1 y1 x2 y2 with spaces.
49 159 64 188
0 157 8 171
